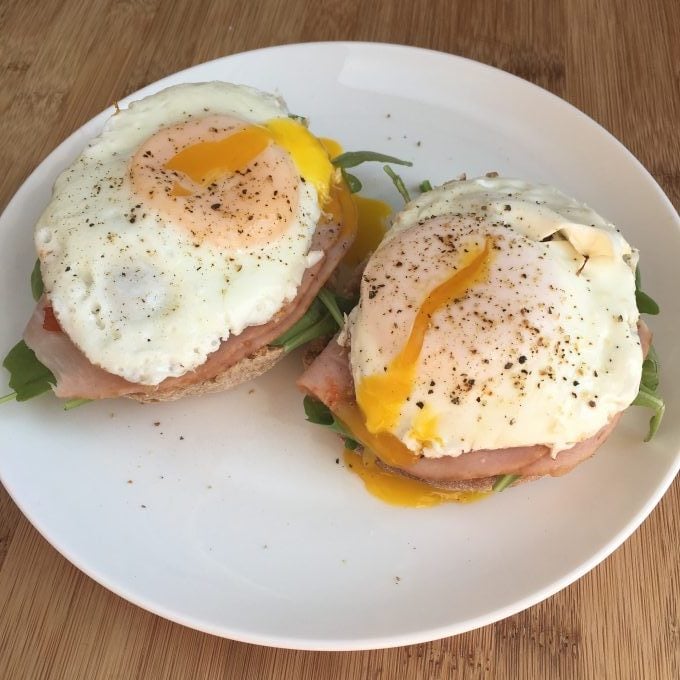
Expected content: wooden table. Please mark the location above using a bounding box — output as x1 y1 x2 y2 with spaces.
1 1 678 677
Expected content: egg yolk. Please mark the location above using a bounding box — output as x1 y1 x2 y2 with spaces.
407 403 441 448
333 401 420 467
356 238 493 439
129 114 335 250
319 137 392 266
319 137 343 159
343 449 489 507
264 118 335 205
343 195 392 267
164 125 272 186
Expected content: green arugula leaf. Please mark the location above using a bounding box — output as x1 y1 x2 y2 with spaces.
492 474 520 492
303 395 360 449
317 288 345 328
636 290 660 315
633 342 664 441
635 265 659 315
64 398 92 411
641 345 659 392
383 165 411 203
272 298 326 349
631 267 664 439
271 289 356 354
331 151 412 170
419 179 433 193
633 384 665 442
2 340 55 402
341 168 362 193
31 259 44 301
278 315 338 353
302 394 333 424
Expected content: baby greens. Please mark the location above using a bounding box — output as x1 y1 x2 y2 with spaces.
303 395 360 450
2 262 53 404
634 266 664 440
1 340 55 403
31 259 43 301
331 151 412 170
340 169 362 194
492 474 520 493
383 165 411 203
1 340 89 410
635 345 664 441
271 288 355 354
330 150 411 195
3 263 90 409
635 265 660 315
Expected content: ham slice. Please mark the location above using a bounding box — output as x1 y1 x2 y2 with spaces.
296 333 354 410
298 321 652 482
25 213 354 400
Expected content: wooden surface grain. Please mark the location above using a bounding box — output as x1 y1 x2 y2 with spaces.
0 0 678 678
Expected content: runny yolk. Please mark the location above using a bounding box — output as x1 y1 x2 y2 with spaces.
319 136 392 265
164 118 335 207
319 137 343 159
165 126 272 186
169 181 193 197
407 402 441 448
264 118 335 205
343 449 489 507
131 115 339 250
334 401 419 467
343 194 392 266
322 176 359 242
356 238 493 438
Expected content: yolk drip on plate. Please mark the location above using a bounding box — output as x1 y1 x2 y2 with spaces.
356 238 493 439
343 449 489 507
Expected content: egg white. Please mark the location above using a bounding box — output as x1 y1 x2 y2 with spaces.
35 83 321 385
348 177 642 456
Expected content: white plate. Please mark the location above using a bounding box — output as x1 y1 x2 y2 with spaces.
1 43 678 651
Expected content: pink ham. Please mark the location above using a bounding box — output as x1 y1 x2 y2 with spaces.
515 413 622 478
25 215 354 400
296 334 354 410
298 320 652 482
396 444 547 481
24 298 135 398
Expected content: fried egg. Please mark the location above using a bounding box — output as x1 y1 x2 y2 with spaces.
35 82 335 384
347 176 642 457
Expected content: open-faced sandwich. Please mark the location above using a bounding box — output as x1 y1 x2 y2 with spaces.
298 176 664 501
2 82 409 406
